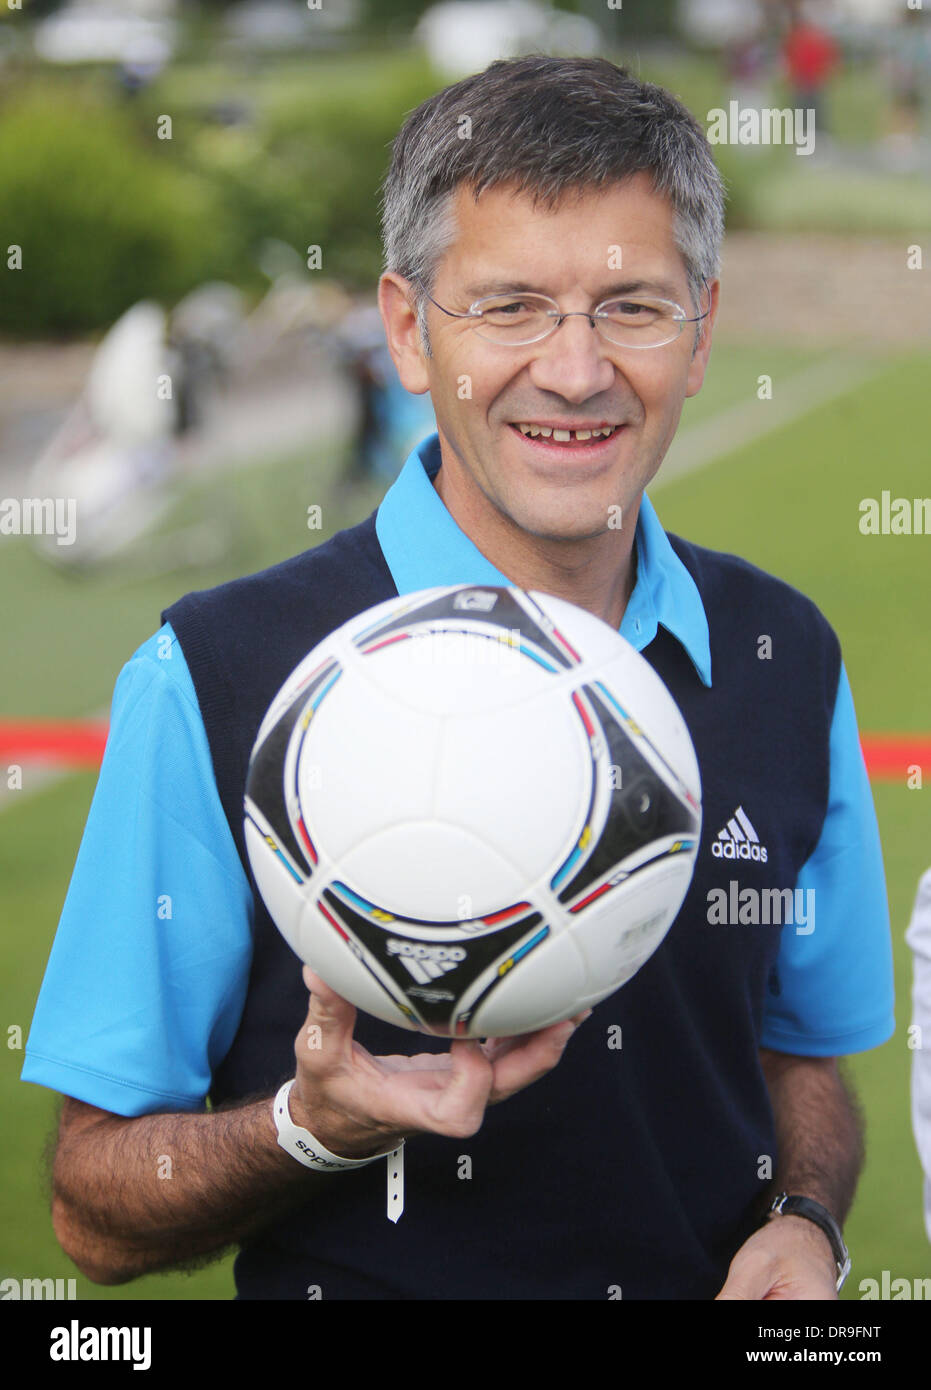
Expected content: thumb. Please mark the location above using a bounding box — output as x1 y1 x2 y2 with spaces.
715 1262 771 1301
300 965 357 1065
420 1039 494 1136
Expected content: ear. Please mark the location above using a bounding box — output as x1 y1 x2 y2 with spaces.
378 272 432 395
685 278 720 399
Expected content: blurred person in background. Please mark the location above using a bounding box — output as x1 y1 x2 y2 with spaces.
881 9 931 171
335 299 436 485
725 20 773 118
781 0 839 138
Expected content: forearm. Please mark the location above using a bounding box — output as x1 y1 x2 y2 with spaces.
52 1093 319 1284
50 972 584 1286
717 1051 864 1298
761 1048 864 1220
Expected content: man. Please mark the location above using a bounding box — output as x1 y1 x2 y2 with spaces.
25 56 893 1300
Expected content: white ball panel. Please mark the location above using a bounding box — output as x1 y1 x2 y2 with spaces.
295 666 442 863
571 857 696 997
432 690 590 884
354 627 556 718
335 820 529 921
468 929 588 1036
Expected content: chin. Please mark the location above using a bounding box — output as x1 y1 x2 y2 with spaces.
512 508 614 546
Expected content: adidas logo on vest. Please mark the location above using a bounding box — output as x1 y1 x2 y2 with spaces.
711 806 768 863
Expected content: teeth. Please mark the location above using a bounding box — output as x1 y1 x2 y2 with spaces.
515 424 617 441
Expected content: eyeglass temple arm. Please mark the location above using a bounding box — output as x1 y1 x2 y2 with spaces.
409 277 478 321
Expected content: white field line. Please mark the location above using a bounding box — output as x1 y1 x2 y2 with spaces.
0 709 109 816
653 355 884 488
0 759 77 814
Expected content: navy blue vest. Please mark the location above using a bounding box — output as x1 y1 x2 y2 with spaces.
164 506 839 1300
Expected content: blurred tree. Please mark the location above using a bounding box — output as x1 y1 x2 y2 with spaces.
176 0 679 41
17 0 69 16
558 0 680 40
356 0 434 35
350 0 680 43
0 88 232 335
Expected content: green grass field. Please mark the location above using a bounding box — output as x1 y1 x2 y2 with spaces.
2 345 929 1299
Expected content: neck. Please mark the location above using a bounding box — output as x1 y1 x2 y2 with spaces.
433 466 640 633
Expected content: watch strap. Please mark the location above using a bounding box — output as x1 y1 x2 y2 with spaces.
768 1191 851 1290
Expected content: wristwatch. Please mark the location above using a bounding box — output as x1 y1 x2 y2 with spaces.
768 1191 851 1291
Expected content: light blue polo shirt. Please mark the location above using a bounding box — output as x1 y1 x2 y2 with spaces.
22 436 895 1115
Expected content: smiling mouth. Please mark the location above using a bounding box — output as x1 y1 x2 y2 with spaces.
508 422 625 447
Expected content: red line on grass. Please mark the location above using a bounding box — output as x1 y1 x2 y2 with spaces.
860 736 931 781
0 720 109 767
0 722 928 781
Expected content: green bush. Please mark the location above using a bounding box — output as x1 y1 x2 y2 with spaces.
0 88 235 335
0 57 442 337
162 54 440 289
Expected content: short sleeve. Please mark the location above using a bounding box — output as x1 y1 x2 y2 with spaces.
760 662 895 1055
21 624 254 1115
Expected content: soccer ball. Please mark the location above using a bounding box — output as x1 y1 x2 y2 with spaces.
244 585 701 1038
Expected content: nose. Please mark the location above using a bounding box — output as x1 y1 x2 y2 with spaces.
526 311 616 403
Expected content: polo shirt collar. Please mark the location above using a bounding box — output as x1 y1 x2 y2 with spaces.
375 433 711 687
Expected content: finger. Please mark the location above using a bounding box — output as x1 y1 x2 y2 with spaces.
482 1008 593 1060
297 965 357 1071
415 1039 494 1138
487 1017 583 1102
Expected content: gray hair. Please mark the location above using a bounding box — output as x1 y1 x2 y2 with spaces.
380 55 725 356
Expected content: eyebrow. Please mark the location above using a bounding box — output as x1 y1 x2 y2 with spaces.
462 277 687 303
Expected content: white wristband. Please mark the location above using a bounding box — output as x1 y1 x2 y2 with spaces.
273 1079 402 1174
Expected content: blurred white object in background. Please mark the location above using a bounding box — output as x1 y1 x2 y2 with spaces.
676 0 765 48
33 3 176 66
224 0 361 51
30 302 179 565
85 302 173 447
679 0 908 42
417 0 599 80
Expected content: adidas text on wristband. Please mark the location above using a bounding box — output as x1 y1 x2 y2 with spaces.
273 1079 402 1173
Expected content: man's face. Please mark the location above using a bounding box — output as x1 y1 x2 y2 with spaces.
380 173 718 545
